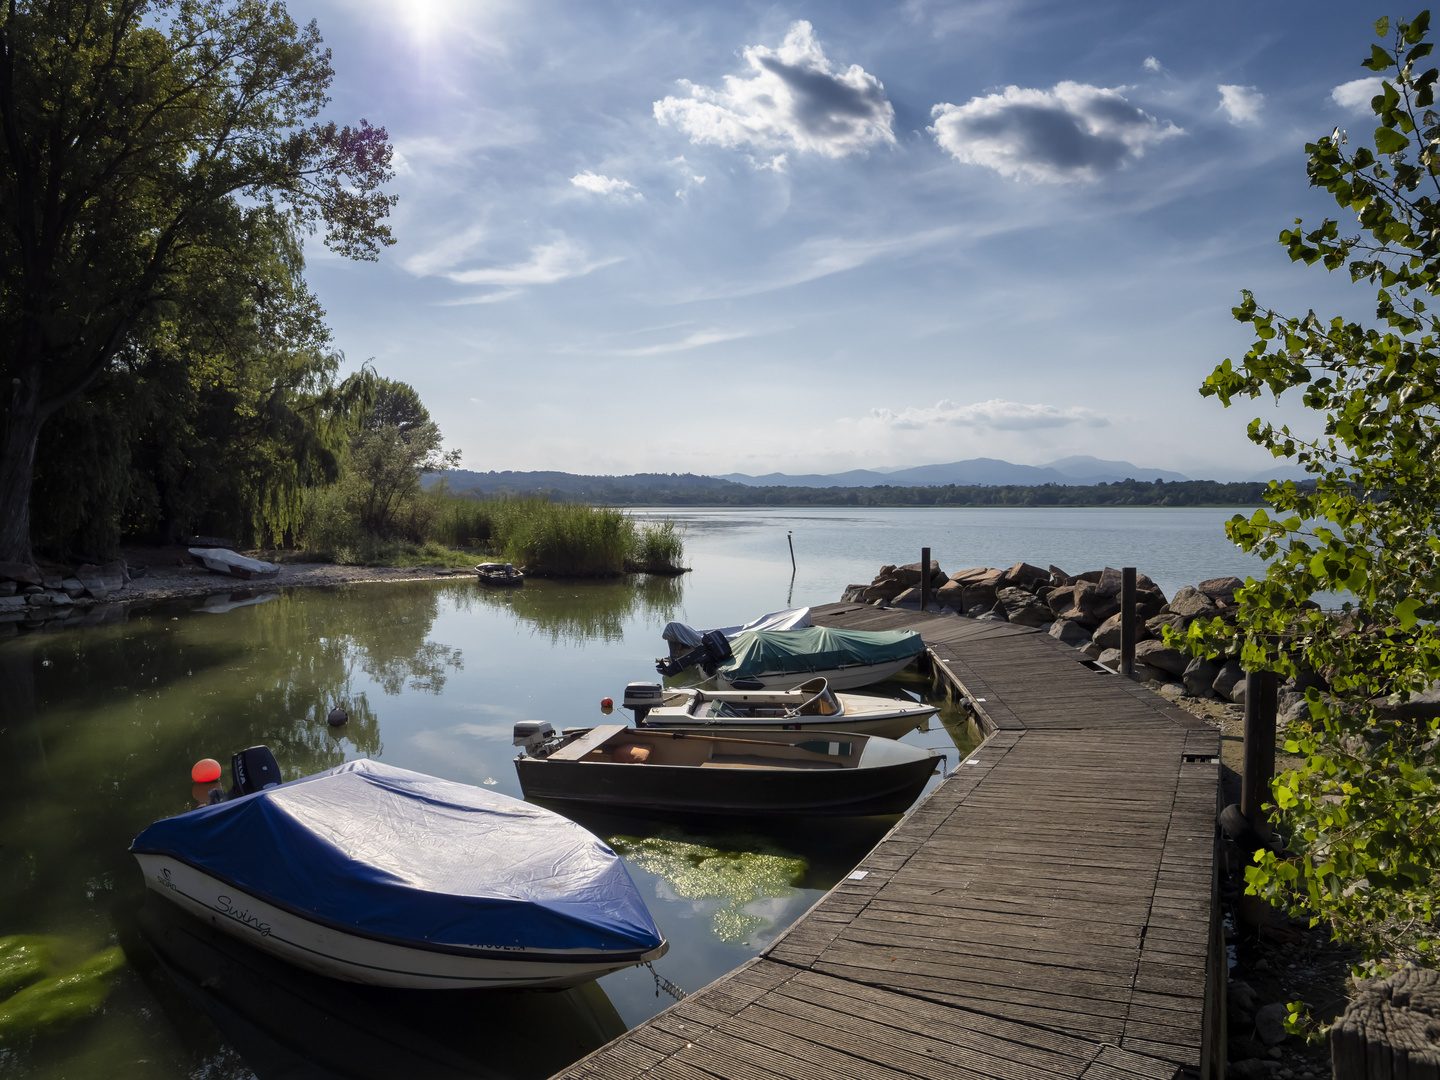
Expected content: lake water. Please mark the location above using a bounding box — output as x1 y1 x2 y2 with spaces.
0 505 1260 1078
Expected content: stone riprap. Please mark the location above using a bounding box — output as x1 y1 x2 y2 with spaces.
0 560 134 633
842 561 1318 712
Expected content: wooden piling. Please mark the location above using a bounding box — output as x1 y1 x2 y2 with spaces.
1241 668 1279 839
1121 566 1136 676
920 546 930 611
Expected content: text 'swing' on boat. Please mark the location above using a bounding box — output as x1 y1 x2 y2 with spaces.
661 606 812 649
720 627 924 681
130 759 663 958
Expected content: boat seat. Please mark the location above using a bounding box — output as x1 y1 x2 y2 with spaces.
703 754 843 770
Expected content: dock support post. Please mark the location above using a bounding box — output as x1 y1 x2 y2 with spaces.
920 547 931 611
1120 567 1136 677
1241 669 1279 839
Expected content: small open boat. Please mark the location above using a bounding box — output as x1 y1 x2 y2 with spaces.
710 627 926 690
622 678 936 739
131 754 666 989
475 562 524 586
513 723 941 817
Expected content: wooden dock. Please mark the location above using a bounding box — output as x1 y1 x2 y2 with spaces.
553 604 1224 1080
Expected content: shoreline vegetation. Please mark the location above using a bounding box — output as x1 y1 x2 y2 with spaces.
282 495 687 577
429 476 1301 508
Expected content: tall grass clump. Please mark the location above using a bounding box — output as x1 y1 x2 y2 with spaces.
626 519 686 575
423 495 686 576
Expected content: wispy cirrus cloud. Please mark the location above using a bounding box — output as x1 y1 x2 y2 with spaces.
654 21 895 163
570 171 643 200
929 82 1181 183
869 399 1111 431
603 329 751 356
445 237 621 286
1217 84 1264 125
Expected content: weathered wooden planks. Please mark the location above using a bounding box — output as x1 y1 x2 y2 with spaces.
550 604 1221 1080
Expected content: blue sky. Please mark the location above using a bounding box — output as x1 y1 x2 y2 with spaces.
293 0 1384 480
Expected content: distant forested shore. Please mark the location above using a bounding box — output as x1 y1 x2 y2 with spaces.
430 473 1296 507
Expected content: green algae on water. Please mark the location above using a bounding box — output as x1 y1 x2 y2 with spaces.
0 945 125 1045
609 836 806 942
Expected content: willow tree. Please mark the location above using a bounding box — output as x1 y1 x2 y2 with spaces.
0 0 395 564
1198 12 1440 974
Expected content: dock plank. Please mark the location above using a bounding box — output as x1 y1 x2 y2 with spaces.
550 603 1220 1080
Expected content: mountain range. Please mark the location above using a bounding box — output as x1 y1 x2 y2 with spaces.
428 456 1310 494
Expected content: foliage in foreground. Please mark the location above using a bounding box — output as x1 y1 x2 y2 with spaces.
1194 12 1440 975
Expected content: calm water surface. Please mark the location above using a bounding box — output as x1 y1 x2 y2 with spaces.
0 505 1260 1078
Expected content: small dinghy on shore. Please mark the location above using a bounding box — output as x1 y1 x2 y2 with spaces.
475 562 524 586
513 723 941 818
130 752 667 989
188 547 278 580
621 678 937 740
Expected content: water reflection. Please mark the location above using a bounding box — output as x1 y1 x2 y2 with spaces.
461 575 683 646
128 896 627 1080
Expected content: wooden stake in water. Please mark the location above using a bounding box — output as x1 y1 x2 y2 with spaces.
787 531 796 574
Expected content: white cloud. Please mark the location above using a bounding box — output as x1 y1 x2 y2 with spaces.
445 237 620 286
869 399 1111 432
668 156 707 200
401 222 488 277
654 21 895 160
1217 84 1264 125
1332 76 1385 112
603 329 751 357
436 289 523 306
570 171 643 200
929 82 1181 183
1143 56 1162 73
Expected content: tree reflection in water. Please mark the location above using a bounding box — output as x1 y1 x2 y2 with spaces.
458 573 684 646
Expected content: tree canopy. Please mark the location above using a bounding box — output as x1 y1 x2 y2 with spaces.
0 0 395 562
1197 12 1440 975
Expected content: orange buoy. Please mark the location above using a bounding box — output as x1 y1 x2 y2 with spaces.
192 758 222 783
601 697 614 709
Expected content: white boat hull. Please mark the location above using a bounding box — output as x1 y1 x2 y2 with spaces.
715 654 918 691
135 854 666 990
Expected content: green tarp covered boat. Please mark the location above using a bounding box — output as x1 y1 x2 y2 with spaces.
715 627 925 690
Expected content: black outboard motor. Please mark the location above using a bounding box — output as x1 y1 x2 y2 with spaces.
230 745 282 797
655 629 733 678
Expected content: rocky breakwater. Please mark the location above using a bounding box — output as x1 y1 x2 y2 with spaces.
0 561 131 635
843 560 1317 724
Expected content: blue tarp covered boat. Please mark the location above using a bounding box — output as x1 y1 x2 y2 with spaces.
131 758 667 988
716 627 925 690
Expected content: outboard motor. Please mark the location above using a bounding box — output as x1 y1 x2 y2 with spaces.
230 745 282 797
513 721 556 757
623 682 665 724
655 629 733 678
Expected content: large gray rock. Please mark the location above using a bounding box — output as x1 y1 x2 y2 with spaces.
999 561 1049 589
841 584 867 603
1254 1002 1289 1046
947 567 1003 610
1046 584 1080 614
1135 639 1188 676
935 580 967 610
0 595 26 613
1212 659 1244 701
77 562 126 600
1092 613 1154 651
863 578 906 601
1146 612 1187 637
1096 566 1124 597
890 560 945 587
997 586 1052 627
0 561 41 586
1198 575 1244 602
1049 618 1092 647
1169 586 1220 620
1063 581 1122 628
1230 678 1248 706
1048 565 1074 586
1183 657 1220 697
1135 586 1169 619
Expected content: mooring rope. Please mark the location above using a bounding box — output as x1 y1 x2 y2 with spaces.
643 961 687 1001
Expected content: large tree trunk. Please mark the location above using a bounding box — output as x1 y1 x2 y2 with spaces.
0 379 41 565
